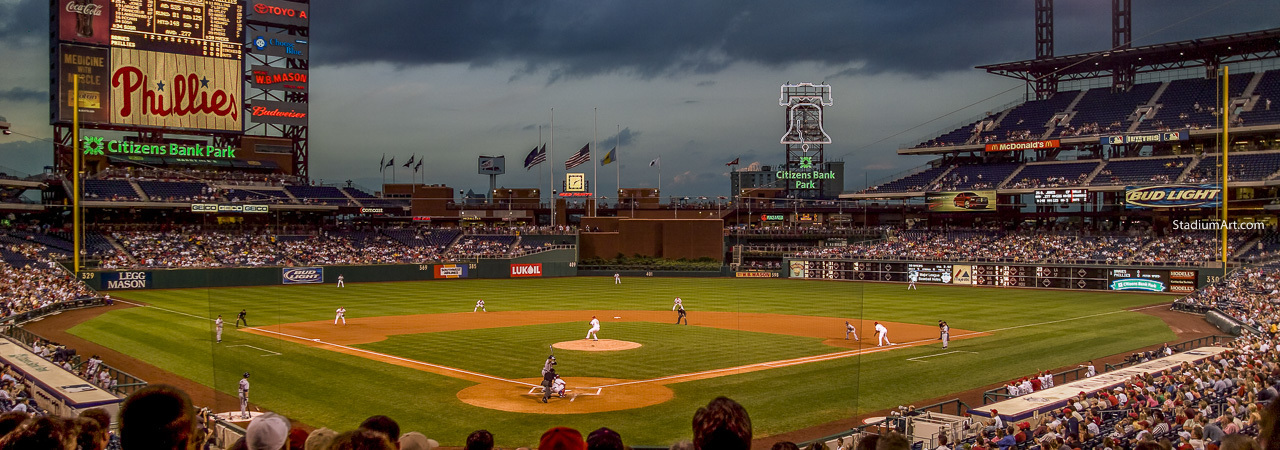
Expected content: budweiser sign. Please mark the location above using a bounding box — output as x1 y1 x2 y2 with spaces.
250 100 308 126
110 49 242 131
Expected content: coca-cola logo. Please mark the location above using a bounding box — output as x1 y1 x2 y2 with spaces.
254 3 307 19
66 2 104 16
112 66 239 120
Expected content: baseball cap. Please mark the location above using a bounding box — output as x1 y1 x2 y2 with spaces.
400 432 439 450
540 427 586 450
586 427 623 450
246 412 290 450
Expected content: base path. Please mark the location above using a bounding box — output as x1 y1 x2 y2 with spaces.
243 310 983 413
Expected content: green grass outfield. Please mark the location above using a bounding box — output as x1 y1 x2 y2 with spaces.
69 277 1176 446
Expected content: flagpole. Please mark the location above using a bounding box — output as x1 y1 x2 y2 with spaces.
381 153 386 192
658 156 662 196
592 107 598 217
550 108 556 226
539 125 544 207
616 124 620 200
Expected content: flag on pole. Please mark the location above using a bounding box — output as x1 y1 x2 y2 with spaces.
650 157 660 167
414 158 423 173
385 157 395 169
565 143 590 169
403 155 415 168
726 157 739 166
380 154 385 172
524 145 546 170
600 147 617 166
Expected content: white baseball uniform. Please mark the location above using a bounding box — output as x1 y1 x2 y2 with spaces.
586 318 600 341
551 377 566 397
337 275 344 287
672 298 683 311
215 317 224 343
845 322 859 340
474 300 486 312
908 270 918 290
614 273 621 284
335 307 346 325
875 323 891 346
940 322 949 348
238 377 250 418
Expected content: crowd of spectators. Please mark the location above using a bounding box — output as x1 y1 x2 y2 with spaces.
1175 268 1280 331
1007 174 1089 189
94 166 303 186
0 244 94 315
793 230 1151 265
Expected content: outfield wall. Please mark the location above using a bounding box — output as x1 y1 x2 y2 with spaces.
85 249 578 290
783 259 1211 294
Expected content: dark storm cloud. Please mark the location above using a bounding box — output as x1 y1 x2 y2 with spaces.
315 1 1280 81
0 0 46 45
597 128 638 150
0 87 46 103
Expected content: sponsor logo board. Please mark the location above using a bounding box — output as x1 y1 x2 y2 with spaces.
248 0 309 27
249 31 309 60
57 44 113 124
101 271 151 290
249 100 308 126
735 271 779 278
510 263 542 277
59 0 111 46
984 140 1059 152
109 48 242 132
250 66 308 92
1125 185 1221 209
435 264 468 279
282 267 323 284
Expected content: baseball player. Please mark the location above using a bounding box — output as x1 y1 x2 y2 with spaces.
845 321 859 341
614 272 621 284
540 367 558 403
337 274 345 288
585 316 600 341
215 315 224 343
334 307 346 325
939 320 950 349
542 354 557 377
1081 361 1096 377
907 269 919 290
672 297 683 311
874 321 892 347
550 375 567 398
474 300 486 312
235 309 248 328
676 303 687 325
238 373 251 419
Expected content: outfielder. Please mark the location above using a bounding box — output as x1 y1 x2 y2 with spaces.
335 307 346 325
907 269 919 290
874 321 892 347
672 297 683 311
215 315 224 343
474 300 486 312
585 316 600 341
614 272 621 284
845 321 859 341
337 274 345 288
676 303 687 325
939 320 949 349
238 372 251 419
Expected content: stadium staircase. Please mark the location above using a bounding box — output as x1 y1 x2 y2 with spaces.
1175 155 1202 183
1041 91 1088 138
996 165 1025 189
127 180 149 201
1128 81 1171 133
1081 161 1107 185
1242 72 1265 99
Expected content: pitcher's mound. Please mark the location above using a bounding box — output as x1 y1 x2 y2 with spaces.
553 339 641 351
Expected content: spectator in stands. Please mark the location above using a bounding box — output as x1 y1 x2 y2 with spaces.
304 428 338 450
540 427 586 450
586 428 624 450
692 397 752 450
331 429 395 450
876 432 910 450
0 416 78 450
119 384 198 450
466 430 494 450
772 442 800 450
247 413 291 450
358 415 400 444
399 432 437 450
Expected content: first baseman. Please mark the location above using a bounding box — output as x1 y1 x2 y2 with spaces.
845 321 859 341
585 316 600 341
335 307 346 325
939 320 949 349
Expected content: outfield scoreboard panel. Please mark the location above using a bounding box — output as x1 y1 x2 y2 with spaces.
788 260 1188 293
110 0 244 60
1034 189 1089 204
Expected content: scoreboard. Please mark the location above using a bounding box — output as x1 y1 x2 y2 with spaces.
1034 189 1089 204
110 0 243 59
787 260 1196 293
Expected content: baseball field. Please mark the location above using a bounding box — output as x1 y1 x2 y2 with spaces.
64 277 1176 446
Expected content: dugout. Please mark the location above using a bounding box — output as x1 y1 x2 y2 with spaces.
0 338 123 418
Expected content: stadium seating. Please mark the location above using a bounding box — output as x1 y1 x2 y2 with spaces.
1138 72 1252 132
1091 156 1192 185
1239 70 1280 126
864 165 949 193
1061 83 1161 136
985 90 1081 142
222 188 296 203
284 185 354 206
136 180 217 202
1005 161 1100 189
1186 151 1280 183
83 179 141 201
931 163 1022 190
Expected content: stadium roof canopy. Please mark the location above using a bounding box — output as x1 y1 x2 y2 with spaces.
977 27 1280 82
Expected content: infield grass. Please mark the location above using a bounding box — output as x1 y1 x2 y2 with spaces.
69 277 1176 446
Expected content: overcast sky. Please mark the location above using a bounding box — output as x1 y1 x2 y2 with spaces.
1 0 1278 197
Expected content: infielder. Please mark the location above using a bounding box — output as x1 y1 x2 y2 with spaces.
235 309 248 328
907 269 919 290
238 372 251 419
337 274 345 288
585 316 600 341
676 304 687 325
874 321 892 347
672 297 683 311
845 321 859 341
939 320 950 349
215 315 224 343
474 300 486 312
335 307 346 325
614 272 621 284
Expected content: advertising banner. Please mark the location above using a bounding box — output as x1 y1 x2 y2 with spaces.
434 264 468 279
57 44 113 124
951 264 973 285
100 271 152 289
82 137 237 159
510 263 543 277
247 0 309 27
735 271 779 278
250 66 308 92
478 156 506 175
248 31 309 60
1101 130 1189 145
249 100 309 126
282 267 323 284
58 0 111 45
926 191 997 212
109 48 242 131
984 140 1059 152
1124 185 1221 209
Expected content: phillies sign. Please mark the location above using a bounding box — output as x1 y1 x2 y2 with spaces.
251 66 308 92
249 0 310 27
110 49 242 132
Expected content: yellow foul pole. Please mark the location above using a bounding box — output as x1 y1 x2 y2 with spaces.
1220 67 1228 267
72 75 81 274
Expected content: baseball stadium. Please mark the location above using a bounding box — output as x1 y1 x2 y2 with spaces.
0 1 1279 450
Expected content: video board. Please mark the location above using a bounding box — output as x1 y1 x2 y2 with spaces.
1034 189 1089 204
787 260 1197 293
110 0 243 60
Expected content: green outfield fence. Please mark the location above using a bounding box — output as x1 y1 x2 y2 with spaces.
983 334 1235 404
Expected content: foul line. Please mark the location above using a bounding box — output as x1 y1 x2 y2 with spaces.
226 344 282 356
906 350 976 362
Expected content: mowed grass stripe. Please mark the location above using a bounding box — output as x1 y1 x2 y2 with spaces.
355 322 840 380
77 278 1176 446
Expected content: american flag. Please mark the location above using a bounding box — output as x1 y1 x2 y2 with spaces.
564 143 590 169
524 144 546 170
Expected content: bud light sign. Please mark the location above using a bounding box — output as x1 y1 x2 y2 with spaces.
282 267 324 284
